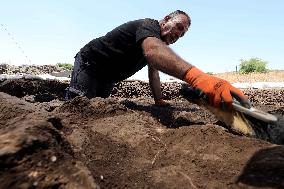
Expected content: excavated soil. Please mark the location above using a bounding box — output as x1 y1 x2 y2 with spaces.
0 78 284 189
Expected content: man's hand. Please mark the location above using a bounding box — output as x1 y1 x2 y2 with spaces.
183 67 250 109
155 98 170 107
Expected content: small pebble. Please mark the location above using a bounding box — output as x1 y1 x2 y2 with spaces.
36 161 42 167
51 156 57 162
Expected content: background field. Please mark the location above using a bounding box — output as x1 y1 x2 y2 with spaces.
215 70 284 83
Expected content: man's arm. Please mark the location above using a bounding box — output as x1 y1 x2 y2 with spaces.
148 65 169 106
142 37 192 79
141 37 250 109
148 65 162 100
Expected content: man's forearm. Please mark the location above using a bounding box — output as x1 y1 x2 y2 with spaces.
148 65 162 100
142 37 194 80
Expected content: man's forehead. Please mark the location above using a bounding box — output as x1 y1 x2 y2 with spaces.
172 14 189 27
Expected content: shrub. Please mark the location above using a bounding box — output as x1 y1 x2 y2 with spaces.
56 63 73 71
206 72 214 75
239 58 267 74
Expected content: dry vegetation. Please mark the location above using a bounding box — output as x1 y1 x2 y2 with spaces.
214 70 284 83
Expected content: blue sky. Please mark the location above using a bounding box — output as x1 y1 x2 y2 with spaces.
1 1 283 79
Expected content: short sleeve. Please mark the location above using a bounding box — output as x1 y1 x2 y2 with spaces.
136 19 161 44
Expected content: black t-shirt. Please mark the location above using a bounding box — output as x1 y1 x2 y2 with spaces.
80 18 161 82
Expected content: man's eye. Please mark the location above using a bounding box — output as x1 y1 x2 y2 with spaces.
178 25 184 31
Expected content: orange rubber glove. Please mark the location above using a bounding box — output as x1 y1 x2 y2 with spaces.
183 67 250 109
155 98 170 107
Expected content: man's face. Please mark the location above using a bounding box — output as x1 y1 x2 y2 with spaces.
160 14 189 45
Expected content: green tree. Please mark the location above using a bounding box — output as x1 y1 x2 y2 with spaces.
239 58 267 74
56 63 73 71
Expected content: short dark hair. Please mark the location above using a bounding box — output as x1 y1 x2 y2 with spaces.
168 10 191 27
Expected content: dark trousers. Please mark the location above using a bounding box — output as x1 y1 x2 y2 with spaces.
65 53 114 100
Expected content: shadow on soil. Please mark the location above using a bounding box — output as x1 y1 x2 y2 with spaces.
237 146 284 188
121 99 206 128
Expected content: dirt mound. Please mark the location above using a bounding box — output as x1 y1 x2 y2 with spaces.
1 79 284 188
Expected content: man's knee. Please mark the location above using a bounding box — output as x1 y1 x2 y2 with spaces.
96 83 114 98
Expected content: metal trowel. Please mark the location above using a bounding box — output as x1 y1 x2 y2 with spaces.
232 100 278 124
179 84 283 144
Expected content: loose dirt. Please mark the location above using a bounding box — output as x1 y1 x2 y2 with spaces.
0 79 284 189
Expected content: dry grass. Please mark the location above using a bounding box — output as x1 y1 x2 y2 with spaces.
214 70 284 83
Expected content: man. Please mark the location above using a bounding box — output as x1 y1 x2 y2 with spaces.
66 10 250 109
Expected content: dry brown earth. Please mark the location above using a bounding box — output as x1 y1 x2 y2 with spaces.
0 77 284 189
